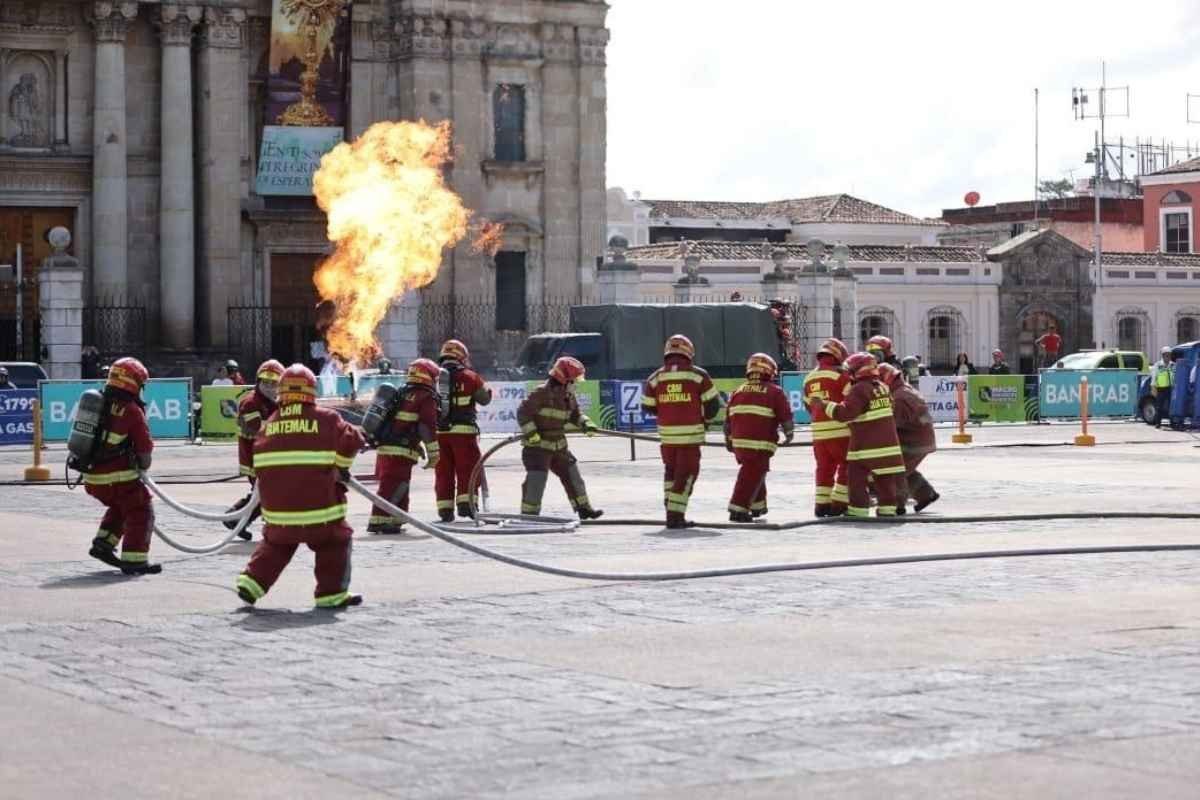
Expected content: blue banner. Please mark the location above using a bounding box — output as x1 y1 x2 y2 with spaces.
0 389 37 445
1038 370 1138 418
779 372 813 425
39 379 193 441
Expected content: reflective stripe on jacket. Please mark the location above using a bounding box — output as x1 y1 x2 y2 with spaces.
724 380 793 455
803 366 850 441
643 359 722 445
824 379 903 465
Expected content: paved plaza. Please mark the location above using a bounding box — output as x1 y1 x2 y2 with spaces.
1 421 1199 798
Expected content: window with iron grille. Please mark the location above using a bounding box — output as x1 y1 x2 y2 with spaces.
495 251 527 330
1117 316 1143 351
1178 316 1199 342
493 84 526 162
1164 212 1191 254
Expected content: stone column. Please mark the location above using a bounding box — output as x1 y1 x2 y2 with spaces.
377 293 420 365
38 228 84 379
830 243 859 351
541 23 581 300
196 7 247 347
577 26 609 297
156 5 202 350
597 236 640 304
90 1 138 300
796 240 835 367
53 49 68 150
447 15 486 297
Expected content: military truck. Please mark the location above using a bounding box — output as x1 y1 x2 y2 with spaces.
503 302 789 381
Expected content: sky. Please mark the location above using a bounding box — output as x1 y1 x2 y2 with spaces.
605 0 1200 218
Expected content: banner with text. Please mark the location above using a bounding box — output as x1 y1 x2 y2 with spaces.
0 389 36 445
966 374 1032 422
917 376 963 423
39 379 193 441
1038 370 1139 418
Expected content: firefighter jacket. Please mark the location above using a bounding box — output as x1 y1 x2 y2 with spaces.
642 357 722 445
824 379 902 462
85 392 153 486
252 402 364 528
724 380 794 454
439 366 492 434
379 385 439 463
236 389 277 477
518 380 590 451
803 363 851 441
890 383 937 457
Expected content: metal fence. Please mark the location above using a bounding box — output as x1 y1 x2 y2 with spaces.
419 297 574 370
83 299 146 363
227 305 318 373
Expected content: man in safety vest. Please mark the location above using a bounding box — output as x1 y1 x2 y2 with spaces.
1151 347 1176 429
642 334 723 529
85 357 161 575
821 352 905 518
516 356 603 519
435 339 493 521
724 353 794 522
368 358 441 534
236 364 365 609
803 338 851 516
223 359 284 539
879 363 939 513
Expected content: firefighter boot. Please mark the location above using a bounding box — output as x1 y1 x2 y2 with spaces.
577 506 604 521
457 502 475 520
750 508 767 519
665 512 695 530
438 509 455 523
223 494 253 533
813 504 832 518
368 523 405 535
88 537 123 569
913 492 940 514
120 561 163 576
729 511 754 523
324 594 364 610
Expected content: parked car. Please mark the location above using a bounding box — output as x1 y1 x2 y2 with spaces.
1137 341 1200 425
0 361 48 389
1045 349 1147 372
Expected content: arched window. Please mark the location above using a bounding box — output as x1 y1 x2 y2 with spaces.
1163 190 1193 205
832 301 842 340
1114 310 1150 353
858 306 897 352
1177 314 1200 343
926 306 966 370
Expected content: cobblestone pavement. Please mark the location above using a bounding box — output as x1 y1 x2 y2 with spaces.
1 422 1198 798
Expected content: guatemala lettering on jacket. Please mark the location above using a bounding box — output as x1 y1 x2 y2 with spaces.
642 359 722 446
803 367 851 441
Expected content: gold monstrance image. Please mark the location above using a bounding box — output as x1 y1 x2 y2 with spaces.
277 0 344 127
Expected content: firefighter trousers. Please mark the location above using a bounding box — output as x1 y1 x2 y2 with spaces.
661 444 701 520
86 480 155 564
521 447 592 515
847 456 905 517
812 437 849 511
435 432 482 511
729 450 771 515
372 454 416 528
238 521 354 606
896 451 936 508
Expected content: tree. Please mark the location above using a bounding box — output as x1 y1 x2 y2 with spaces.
1038 178 1073 200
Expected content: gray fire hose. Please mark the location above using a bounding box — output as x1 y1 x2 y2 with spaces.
140 472 260 554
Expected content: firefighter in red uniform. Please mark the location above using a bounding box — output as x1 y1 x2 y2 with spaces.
724 353 794 522
368 358 441 534
866 335 902 370
236 364 365 609
435 339 493 521
85 357 161 575
642 335 723 529
879 363 940 513
822 353 906 517
516 356 603 519
803 338 851 516
224 359 284 539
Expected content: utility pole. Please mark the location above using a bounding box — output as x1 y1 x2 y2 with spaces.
1033 88 1039 223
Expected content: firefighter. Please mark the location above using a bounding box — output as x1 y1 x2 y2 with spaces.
803 338 851 517
236 364 365 609
866 335 902 370
821 352 905 518
223 359 284 539
84 357 161 575
724 353 794 522
435 339 493 522
879 363 939 513
516 356 603 519
368 358 441 534
642 334 723 529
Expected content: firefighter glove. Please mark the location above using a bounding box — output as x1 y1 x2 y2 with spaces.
782 429 794 445
524 431 542 446
582 419 598 437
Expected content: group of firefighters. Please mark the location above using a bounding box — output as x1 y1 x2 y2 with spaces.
75 333 939 608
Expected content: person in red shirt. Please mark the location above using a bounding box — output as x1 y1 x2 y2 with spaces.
368 359 441 534
803 338 851 516
435 339 493 521
1036 325 1062 367
223 359 284 539
236 364 365 609
642 335 723 529
84 357 160 575
724 353 794 522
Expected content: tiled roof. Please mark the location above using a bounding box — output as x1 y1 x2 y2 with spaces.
644 193 941 226
624 241 984 263
1102 251 1200 267
1151 156 1200 175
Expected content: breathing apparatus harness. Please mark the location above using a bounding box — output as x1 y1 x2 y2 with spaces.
360 379 445 450
64 386 144 487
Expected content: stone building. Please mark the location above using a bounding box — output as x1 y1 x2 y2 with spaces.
0 0 609 376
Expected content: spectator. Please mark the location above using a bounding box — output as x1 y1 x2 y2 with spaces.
225 360 245 385
953 352 977 376
81 345 102 380
212 364 234 386
0 367 13 390
1036 325 1062 367
988 349 1011 375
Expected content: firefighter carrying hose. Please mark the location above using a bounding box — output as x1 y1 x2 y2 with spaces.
821 352 905 518
435 339 493 521
803 338 851 517
78 357 161 575
879 363 940 514
368 358 441 534
642 334 723 529
236 364 365 609
724 353 793 522
516 356 603 519
223 359 284 540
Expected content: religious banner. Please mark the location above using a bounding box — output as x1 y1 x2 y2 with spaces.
256 0 350 196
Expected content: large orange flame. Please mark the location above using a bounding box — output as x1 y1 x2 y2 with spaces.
312 120 469 364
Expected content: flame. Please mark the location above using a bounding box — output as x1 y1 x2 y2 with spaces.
312 120 469 364
470 220 506 257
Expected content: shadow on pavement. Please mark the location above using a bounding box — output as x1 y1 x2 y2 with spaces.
645 528 723 540
39 570 133 589
232 607 345 632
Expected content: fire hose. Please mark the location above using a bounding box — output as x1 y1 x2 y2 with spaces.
140 472 260 554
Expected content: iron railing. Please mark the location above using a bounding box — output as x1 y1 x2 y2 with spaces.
83 299 147 363
227 305 318 373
